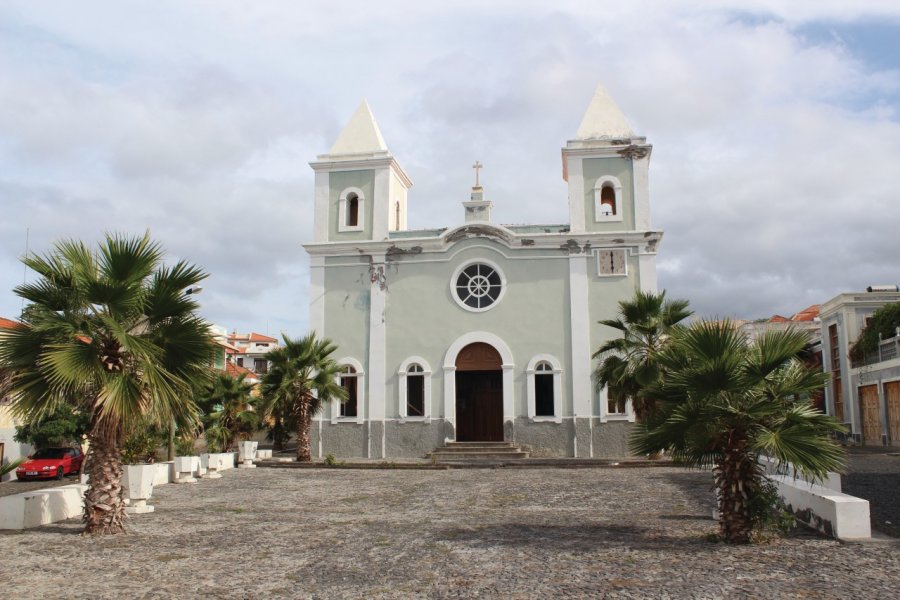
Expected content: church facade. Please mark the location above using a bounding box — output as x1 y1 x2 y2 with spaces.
303 85 662 458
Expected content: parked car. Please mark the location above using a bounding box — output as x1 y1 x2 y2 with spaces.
15 447 84 481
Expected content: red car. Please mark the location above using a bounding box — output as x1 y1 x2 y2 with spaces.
15 447 84 481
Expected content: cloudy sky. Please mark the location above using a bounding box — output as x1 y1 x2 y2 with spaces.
1 1 898 335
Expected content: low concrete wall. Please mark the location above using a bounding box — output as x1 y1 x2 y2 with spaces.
0 483 87 530
153 461 174 485
769 474 871 540
760 456 841 492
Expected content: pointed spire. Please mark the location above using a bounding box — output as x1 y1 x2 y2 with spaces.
328 100 389 156
575 84 634 140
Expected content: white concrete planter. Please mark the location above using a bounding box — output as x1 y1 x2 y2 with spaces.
122 464 156 514
237 441 258 468
257 449 272 459
200 453 223 479
219 452 236 471
173 456 199 484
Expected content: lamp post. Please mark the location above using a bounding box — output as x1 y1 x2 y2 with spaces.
168 286 204 461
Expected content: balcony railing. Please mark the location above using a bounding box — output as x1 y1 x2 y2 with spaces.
852 332 900 367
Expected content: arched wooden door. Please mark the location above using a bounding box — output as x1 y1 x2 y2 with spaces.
455 342 503 441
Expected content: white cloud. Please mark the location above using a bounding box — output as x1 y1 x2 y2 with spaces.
0 1 899 332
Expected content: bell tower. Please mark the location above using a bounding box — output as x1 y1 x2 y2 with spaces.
310 101 412 242
561 84 652 234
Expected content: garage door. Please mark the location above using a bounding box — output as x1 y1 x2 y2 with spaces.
885 381 900 444
858 384 882 444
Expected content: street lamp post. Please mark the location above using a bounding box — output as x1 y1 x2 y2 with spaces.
168 286 204 461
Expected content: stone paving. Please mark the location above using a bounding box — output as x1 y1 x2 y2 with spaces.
842 448 900 538
1 466 898 599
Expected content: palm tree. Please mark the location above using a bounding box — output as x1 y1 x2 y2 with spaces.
1 457 24 479
260 333 346 462
631 320 846 543
593 290 692 420
0 234 214 535
198 372 260 452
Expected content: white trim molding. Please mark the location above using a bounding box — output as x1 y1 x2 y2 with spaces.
568 255 592 419
309 255 326 336
598 386 635 423
398 356 432 421
442 331 515 432
593 175 624 223
526 354 563 423
333 357 365 424
337 187 365 233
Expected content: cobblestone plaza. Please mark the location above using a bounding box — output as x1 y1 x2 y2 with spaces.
2 465 898 598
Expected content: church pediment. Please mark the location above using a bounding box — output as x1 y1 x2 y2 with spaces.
441 224 515 247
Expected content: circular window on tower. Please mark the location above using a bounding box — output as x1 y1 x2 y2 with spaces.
451 260 506 312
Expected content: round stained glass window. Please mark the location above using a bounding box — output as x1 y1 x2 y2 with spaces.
452 261 505 312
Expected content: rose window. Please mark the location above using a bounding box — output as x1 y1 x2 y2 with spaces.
454 263 503 310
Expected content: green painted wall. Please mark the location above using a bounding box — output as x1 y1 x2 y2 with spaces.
322 259 371 418
582 157 635 232
329 170 375 242
587 250 641 413
382 239 571 419
320 240 643 421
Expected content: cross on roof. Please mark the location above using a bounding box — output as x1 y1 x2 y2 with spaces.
472 161 483 188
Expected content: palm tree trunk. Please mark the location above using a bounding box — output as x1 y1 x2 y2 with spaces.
715 442 755 543
294 395 312 462
83 420 127 535
273 415 284 451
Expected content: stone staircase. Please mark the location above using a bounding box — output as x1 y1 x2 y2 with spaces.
426 441 529 463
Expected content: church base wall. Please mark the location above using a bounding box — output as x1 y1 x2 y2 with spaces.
513 418 574 457
314 418 634 459
319 422 368 458
385 421 446 459
591 419 633 458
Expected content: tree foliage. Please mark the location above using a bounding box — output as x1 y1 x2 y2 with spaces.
593 290 692 420
0 233 215 534
631 320 845 543
14 403 91 449
849 301 900 362
196 372 260 452
260 333 346 461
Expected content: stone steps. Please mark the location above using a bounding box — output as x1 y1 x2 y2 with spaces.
426 441 530 462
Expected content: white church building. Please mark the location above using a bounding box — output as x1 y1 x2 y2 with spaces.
304 85 662 458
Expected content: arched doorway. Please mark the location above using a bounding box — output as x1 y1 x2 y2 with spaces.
455 342 503 441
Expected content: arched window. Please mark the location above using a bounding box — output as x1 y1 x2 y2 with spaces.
526 355 562 422
600 185 616 216
593 176 623 223
346 193 359 227
333 358 365 423
398 357 431 420
339 365 358 418
338 188 365 233
534 362 554 417
599 385 635 423
406 364 425 417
